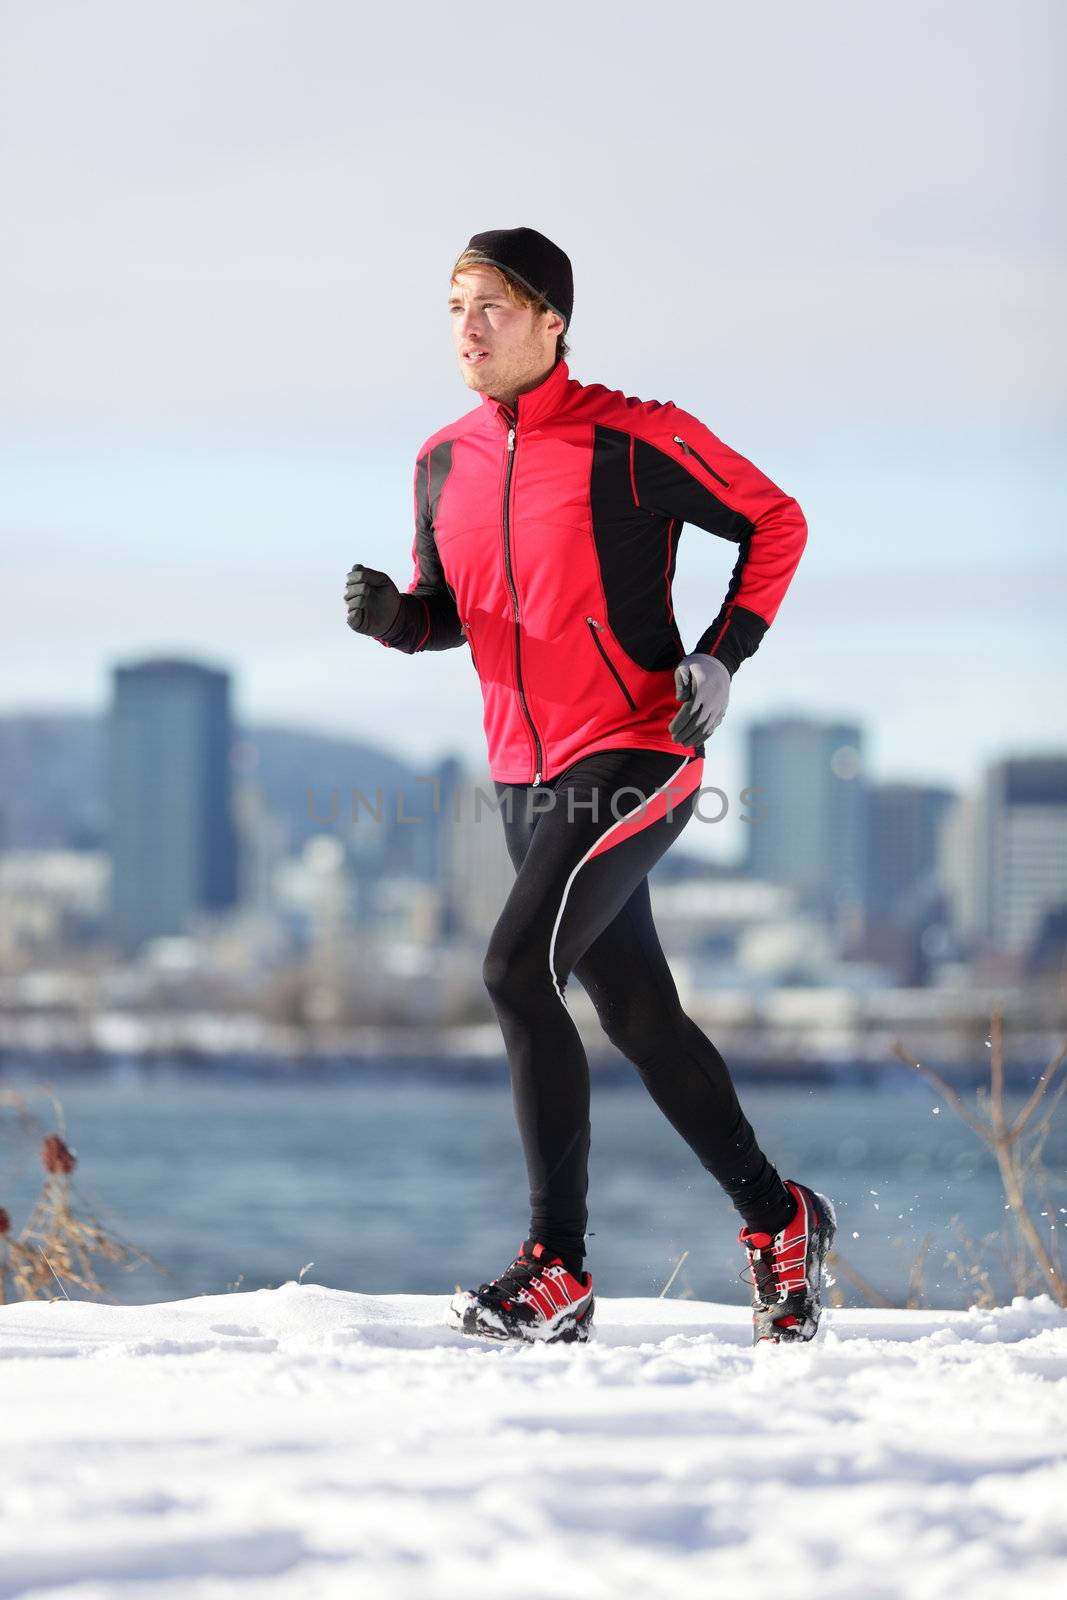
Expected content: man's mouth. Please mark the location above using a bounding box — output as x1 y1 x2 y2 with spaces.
464 349 490 365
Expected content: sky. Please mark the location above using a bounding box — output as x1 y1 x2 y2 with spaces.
1 0 1064 861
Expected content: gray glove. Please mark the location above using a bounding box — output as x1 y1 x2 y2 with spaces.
668 652 731 746
345 563 402 638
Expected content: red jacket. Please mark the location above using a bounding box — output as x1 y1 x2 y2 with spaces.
378 358 807 785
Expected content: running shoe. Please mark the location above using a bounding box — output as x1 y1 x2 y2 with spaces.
738 1179 837 1344
448 1239 595 1344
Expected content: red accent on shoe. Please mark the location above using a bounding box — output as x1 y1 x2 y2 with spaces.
532 1242 545 1260
518 1262 593 1324
739 1180 827 1340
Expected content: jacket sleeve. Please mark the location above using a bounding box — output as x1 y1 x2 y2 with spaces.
632 407 808 675
377 446 465 654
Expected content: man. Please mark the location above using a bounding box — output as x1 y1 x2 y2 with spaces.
345 226 836 1346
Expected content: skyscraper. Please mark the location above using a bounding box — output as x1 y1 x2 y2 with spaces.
744 715 865 920
860 781 958 984
108 658 238 951
979 756 1067 956
865 782 957 923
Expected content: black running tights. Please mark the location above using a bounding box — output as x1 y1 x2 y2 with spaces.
482 745 792 1269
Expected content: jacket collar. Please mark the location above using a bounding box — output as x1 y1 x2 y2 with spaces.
480 358 570 431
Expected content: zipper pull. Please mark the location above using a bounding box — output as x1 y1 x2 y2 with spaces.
507 427 515 451
534 771 542 785
586 615 600 628
673 433 730 487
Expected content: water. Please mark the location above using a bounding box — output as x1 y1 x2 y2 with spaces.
1 1068 1063 1310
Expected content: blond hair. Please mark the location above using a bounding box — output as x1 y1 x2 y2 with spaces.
450 247 570 364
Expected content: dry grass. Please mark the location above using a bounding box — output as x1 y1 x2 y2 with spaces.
0 1085 163 1305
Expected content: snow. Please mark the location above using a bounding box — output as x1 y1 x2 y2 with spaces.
2 1286 1066 1600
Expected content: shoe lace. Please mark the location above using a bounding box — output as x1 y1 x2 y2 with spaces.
739 1229 809 1310
477 1242 575 1308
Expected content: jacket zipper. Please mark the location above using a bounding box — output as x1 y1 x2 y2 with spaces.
502 422 545 784
585 617 637 711
462 618 480 674
673 434 730 488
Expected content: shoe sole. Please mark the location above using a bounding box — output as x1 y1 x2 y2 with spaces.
447 1288 596 1345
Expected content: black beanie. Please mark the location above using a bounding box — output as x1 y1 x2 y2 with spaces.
463 226 574 330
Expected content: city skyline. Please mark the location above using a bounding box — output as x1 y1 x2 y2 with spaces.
4 674 1066 868
7 689 1067 872
6 657 1066 968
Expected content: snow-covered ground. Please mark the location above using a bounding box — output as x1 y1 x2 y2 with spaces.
2 1286 1065 1600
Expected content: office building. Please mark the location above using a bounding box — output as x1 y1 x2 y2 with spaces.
745 715 866 918
865 781 956 922
979 756 1067 955
108 658 238 950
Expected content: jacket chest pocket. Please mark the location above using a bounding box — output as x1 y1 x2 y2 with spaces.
585 617 637 710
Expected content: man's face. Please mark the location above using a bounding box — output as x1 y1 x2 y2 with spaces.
449 266 562 399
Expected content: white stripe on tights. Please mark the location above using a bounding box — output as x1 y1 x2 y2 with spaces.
546 754 693 1008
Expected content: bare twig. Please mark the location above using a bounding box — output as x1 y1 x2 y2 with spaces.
659 1249 689 1298
890 1009 1067 1307
826 1248 895 1309
1011 1037 1067 1142
889 1041 988 1138
1021 1074 1067 1178
945 1218 998 1309
905 1232 934 1310
989 1009 1007 1141
1033 1169 1064 1279
36 1246 71 1300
